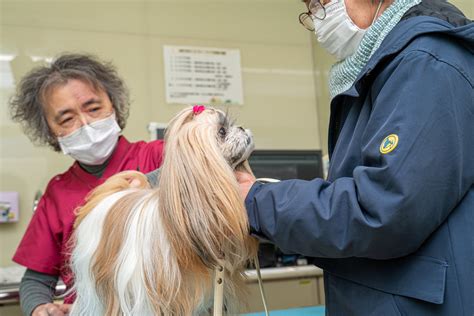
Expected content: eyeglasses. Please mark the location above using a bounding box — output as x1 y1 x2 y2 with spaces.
299 0 327 32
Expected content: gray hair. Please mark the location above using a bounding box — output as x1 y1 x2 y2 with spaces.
9 53 130 151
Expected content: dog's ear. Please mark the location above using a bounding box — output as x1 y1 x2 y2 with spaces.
158 109 252 270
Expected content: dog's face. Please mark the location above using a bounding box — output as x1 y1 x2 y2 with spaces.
215 110 254 168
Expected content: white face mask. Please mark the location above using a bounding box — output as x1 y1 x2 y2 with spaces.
58 114 121 165
313 0 367 60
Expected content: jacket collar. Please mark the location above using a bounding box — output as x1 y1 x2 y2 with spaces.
336 16 473 101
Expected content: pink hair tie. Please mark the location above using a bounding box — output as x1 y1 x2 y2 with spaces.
193 105 206 115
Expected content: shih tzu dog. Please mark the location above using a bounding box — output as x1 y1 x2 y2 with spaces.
70 106 258 315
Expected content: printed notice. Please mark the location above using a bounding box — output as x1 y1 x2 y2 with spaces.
163 45 243 105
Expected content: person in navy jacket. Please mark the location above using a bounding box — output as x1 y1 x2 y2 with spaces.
236 0 473 314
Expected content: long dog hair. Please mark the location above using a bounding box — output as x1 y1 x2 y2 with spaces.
70 106 258 315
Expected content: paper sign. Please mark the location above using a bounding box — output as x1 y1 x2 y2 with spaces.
164 45 244 105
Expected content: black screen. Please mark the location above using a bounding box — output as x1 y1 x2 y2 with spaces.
248 150 323 181
156 128 166 140
247 150 324 268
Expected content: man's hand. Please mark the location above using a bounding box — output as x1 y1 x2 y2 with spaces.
234 170 256 200
120 171 150 189
128 177 144 188
32 303 71 316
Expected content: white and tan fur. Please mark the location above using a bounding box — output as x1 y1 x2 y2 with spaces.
69 107 258 315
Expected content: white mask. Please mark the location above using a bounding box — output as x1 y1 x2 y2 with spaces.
313 0 367 60
58 114 121 165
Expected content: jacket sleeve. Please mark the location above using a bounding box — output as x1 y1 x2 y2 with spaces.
245 50 473 260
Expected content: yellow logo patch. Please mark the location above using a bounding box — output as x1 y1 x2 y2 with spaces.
380 134 399 154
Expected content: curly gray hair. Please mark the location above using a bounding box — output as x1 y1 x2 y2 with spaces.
9 53 130 151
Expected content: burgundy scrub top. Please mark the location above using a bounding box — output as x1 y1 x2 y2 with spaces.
12 136 164 303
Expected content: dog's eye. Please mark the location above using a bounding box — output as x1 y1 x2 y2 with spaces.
218 127 227 138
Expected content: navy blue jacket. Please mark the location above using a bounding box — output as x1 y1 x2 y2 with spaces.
245 1 473 315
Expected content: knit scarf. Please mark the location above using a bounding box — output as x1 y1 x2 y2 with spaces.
328 0 421 99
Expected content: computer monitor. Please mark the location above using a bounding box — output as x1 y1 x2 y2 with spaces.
248 150 324 181
247 150 324 268
148 122 167 141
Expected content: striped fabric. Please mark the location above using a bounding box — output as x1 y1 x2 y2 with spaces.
20 269 58 316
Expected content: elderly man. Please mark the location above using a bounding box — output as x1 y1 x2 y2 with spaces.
10 54 165 316
237 0 473 314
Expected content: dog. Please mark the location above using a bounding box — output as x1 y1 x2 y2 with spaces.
69 106 258 315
